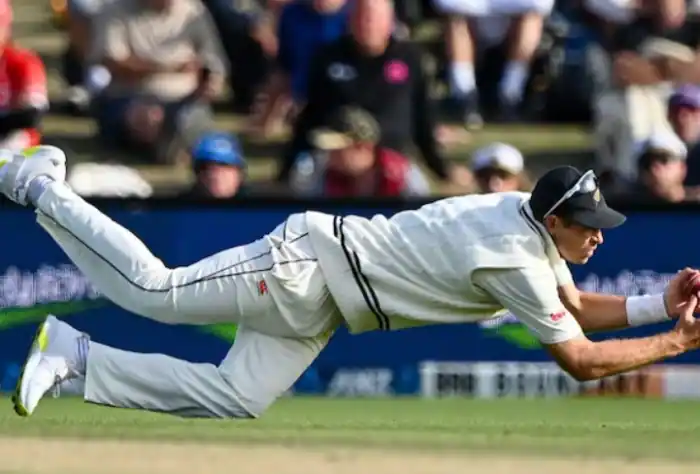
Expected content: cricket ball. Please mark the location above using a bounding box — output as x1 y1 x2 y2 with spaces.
685 272 700 298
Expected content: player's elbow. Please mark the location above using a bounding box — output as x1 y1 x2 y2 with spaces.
562 364 600 382
551 354 596 381
545 336 605 382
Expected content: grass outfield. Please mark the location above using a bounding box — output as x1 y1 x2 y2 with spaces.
1 397 699 473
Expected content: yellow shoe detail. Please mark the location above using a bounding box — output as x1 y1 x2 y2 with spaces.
21 147 41 158
12 320 50 417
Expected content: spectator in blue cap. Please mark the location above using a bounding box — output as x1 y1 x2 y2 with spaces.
189 132 247 198
668 84 700 185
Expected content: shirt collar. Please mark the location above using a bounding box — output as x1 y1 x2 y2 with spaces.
520 200 564 265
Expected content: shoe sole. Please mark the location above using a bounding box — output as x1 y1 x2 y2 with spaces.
12 318 51 417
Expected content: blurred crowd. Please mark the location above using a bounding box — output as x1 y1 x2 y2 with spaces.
2 0 700 202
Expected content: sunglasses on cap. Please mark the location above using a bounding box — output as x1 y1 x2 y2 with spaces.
543 169 599 219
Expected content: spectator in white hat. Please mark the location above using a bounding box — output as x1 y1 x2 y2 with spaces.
629 130 700 202
470 142 531 194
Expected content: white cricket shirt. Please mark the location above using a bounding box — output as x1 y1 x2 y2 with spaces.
305 192 583 344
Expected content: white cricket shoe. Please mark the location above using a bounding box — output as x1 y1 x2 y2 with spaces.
13 315 87 417
0 145 67 205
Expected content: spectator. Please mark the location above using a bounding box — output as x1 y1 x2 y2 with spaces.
434 0 555 127
61 0 114 113
204 0 276 111
667 84 700 185
249 0 350 136
623 130 700 202
586 0 700 179
89 0 228 164
51 0 70 28
0 0 48 151
280 0 471 188
187 132 247 198
470 142 531 193
289 106 430 197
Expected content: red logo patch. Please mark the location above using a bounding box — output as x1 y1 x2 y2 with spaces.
550 311 566 322
258 280 268 296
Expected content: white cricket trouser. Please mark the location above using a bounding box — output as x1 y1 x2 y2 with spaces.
33 183 343 418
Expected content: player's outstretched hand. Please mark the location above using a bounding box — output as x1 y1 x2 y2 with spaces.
673 295 700 350
665 268 700 318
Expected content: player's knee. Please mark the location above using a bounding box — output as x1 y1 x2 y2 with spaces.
197 389 267 420
217 371 278 418
220 384 273 419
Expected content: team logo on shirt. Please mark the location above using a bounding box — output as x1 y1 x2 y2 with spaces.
258 279 269 296
328 63 356 81
550 310 567 322
383 60 409 84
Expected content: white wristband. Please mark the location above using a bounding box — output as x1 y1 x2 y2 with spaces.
626 294 670 327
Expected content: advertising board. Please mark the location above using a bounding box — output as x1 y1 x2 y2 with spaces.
419 361 700 399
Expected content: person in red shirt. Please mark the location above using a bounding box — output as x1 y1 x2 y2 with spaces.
289 106 430 197
0 0 48 151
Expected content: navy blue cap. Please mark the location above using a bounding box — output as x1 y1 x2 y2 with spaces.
192 133 245 168
530 166 626 229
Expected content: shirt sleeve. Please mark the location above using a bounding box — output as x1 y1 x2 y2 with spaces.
473 265 583 345
191 7 229 76
90 12 129 62
552 258 574 287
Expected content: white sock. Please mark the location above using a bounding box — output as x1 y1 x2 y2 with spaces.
58 377 86 396
75 335 90 376
449 62 476 98
83 65 112 95
500 60 529 104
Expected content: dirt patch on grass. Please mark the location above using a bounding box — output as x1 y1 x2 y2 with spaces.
0 438 693 474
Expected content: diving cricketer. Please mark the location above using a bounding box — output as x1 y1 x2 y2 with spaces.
3 145 700 419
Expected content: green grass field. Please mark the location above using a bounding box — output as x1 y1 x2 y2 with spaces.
1 396 699 473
